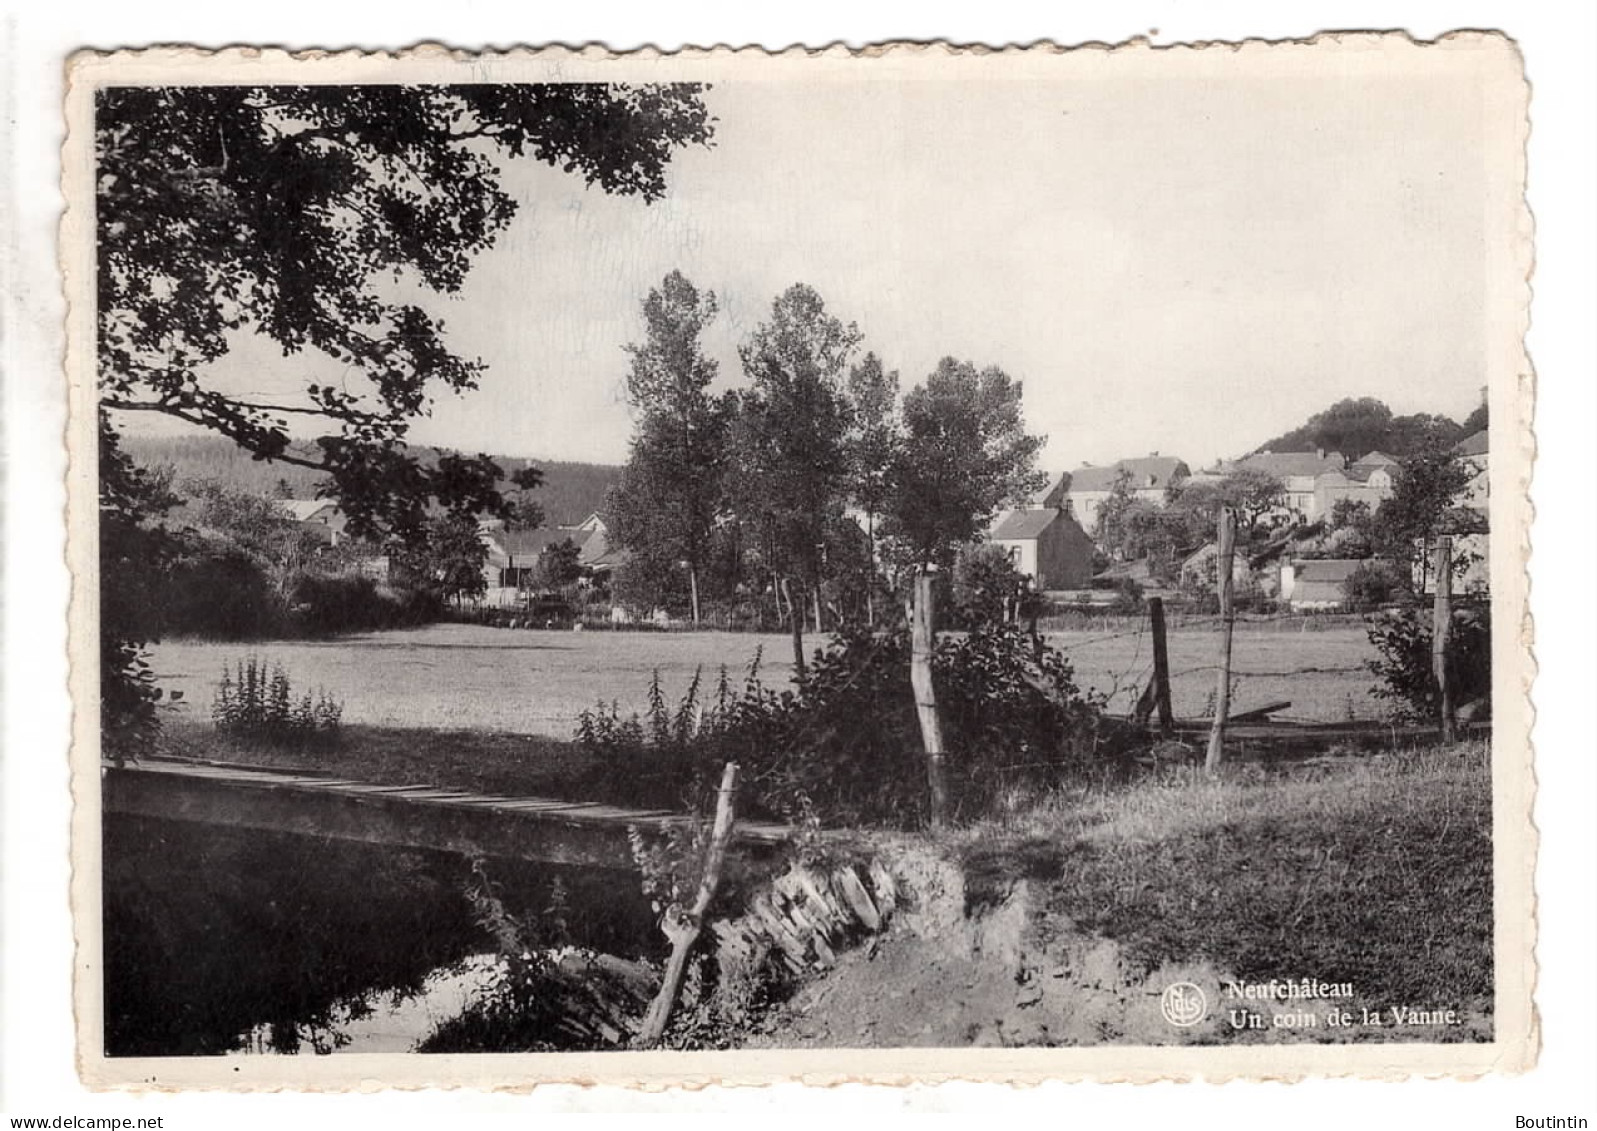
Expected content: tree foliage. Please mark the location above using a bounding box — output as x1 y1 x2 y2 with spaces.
1371 441 1483 583
537 538 584 590
1254 396 1465 463
880 357 1046 570
96 82 712 744
731 284 861 593
99 421 182 758
843 351 901 539
389 513 490 603
97 82 713 537
1092 471 1137 558
182 477 329 600
1210 467 1286 535
951 544 1031 627
606 271 731 612
1367 606 1491 721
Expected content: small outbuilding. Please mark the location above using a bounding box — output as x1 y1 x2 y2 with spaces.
1278 558 1393 611
989 508 1096 591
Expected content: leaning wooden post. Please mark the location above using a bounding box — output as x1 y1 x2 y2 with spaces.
1149 596 1175 739
782 577 805 679
1205 508 1237 774
910 568 950 828
637 762 739 1046
1432 536 1456 743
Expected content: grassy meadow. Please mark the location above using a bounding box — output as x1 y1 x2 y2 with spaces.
148 619 1385 745
953 740 1494 1041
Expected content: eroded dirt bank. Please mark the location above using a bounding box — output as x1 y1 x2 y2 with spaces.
747 847 1233 1048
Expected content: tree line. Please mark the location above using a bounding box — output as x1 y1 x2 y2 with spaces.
604 271 1046 677
1252 394 1485 463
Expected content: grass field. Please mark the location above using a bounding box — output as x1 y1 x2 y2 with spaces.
147 619 1386 743
954 740 1494 1042
754 740 1493 1048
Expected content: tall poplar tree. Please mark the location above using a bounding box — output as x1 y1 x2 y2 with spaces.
844 352 901 625
732 284 861 673
607 271 730 622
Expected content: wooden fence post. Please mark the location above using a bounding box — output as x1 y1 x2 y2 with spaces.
1149 596 1174 739
1205 508 1237 774
782 577 805 679
910 568 950 828
1432 536 1456 743
637 761 739 1046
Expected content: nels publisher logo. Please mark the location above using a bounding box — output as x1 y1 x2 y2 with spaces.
1161 981 1209 1028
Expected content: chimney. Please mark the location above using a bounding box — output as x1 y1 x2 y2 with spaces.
1316 447 1326 460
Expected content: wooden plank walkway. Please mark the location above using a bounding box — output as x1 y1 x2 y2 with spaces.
103 758 793 870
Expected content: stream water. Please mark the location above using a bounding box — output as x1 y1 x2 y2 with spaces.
101 814 661 1056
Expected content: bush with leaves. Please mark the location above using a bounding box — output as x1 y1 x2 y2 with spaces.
1366 604 1491 722
573 626 1133 828
1341 560 1408 612
950 544 1028 627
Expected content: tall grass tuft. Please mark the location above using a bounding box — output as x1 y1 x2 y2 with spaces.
212 656 343 748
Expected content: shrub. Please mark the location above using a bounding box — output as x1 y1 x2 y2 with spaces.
1340 560 1407 611
1366 604 1491 722
951 545 1028 627
164 541 281 639
1108 576 1145 615
573 625 1135 828
288 574 430 634
212 657 344 747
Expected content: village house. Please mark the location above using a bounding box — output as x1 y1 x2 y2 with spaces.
988 508 1096 591
1454 428 1489 514
1277 558 1401 611
1217 449 1348 521
1312 452 1398 519
278 498 348 545
1042 454 1191 534
478 513 618 598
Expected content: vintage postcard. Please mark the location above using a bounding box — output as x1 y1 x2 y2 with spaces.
63 35 1534 1089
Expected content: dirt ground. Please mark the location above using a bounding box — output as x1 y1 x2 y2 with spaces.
746 850 1235 1049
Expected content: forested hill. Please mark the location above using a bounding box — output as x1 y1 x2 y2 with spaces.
120 434 623 527
1248 396 1488 463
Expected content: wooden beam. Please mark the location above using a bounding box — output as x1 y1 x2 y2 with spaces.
103 763 789 869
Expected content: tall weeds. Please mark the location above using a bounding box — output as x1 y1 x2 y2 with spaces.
211 656 343 748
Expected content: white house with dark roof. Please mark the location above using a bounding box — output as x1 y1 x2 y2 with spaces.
1220 450 1348 520
1454 429 1489 514
1047 454 1190 533
1278 558 1377 610
277 498 347 545
988 508 1095 590
478 513 617 592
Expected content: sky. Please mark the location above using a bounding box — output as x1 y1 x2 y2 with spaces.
169 57 1492 475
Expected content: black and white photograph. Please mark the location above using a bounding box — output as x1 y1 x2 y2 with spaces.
61 37 1534 1087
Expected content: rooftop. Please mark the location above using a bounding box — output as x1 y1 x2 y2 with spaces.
991 509 1067 541
1229 450 1347 479
1067 455 1190 494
